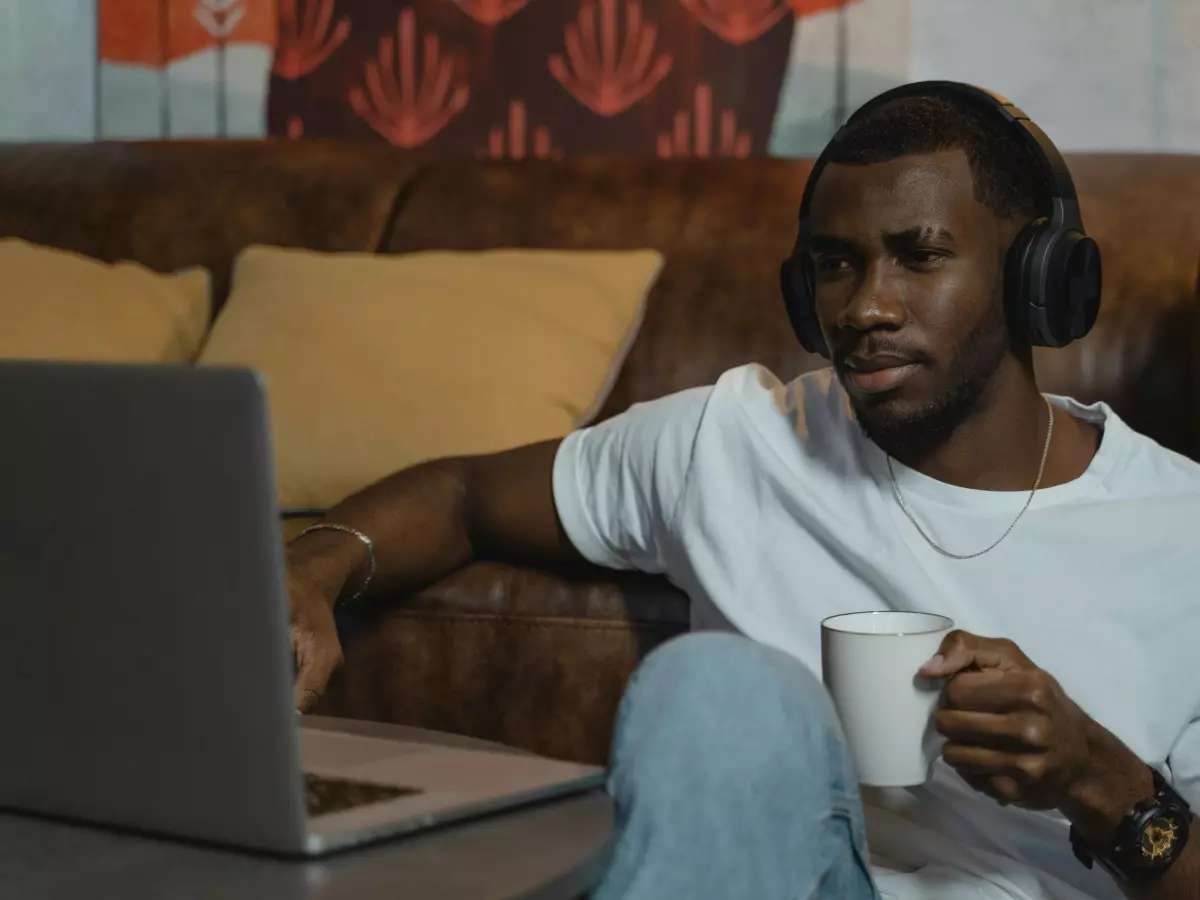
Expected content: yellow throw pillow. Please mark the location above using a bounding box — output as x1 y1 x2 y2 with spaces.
0 239 211 363
198 245 662 510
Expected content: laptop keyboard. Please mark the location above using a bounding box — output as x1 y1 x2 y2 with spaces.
303 772 422 817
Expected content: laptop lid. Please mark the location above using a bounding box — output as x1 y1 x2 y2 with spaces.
0 361 307 853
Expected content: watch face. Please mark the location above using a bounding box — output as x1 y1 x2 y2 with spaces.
1139 815 1181 862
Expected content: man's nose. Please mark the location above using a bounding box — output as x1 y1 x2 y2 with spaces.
834 264 905 334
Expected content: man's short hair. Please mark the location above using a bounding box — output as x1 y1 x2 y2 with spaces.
825 93 1043 224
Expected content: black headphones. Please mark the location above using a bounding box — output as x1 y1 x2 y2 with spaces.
780 80 1102 358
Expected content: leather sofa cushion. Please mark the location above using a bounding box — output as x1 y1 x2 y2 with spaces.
0 238 210 363
199 245 663 509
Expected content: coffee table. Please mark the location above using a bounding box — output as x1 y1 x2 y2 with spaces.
0 716 614 900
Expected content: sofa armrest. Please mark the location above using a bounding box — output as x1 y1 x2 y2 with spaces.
317 562 689 765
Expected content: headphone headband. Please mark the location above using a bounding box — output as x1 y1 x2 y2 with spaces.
798 80 1082 235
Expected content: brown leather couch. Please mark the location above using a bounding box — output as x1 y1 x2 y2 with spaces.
2 142 1198 766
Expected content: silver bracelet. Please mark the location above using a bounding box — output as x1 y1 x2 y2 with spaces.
297 523 376 604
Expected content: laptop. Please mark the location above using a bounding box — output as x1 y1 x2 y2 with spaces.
0 360 606 856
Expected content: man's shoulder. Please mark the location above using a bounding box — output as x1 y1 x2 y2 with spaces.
706 363 835 409
1059 394 1200 497
707 363 849 435
672 364 863 482
1122 428 1200 492
603 363 854 462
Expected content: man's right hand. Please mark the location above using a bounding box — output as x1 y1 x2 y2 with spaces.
286 535 362 713
281 440 581 713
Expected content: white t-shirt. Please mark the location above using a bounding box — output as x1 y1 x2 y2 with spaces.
552 363 1200 900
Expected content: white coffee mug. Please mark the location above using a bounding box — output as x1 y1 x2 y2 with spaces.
821 611 954 787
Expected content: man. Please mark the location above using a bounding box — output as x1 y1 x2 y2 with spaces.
284 85 1200 899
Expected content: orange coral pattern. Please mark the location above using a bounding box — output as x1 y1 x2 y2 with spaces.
790 0 859 15
275 0 351 79
478 100 563 159
677 0 791 45
548 0 673 117
348 8 471 148
657 83 752 158
452 0 535 26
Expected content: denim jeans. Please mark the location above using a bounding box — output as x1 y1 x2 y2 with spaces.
591 632 880 900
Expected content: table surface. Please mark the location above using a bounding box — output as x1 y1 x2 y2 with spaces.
0 717 614 900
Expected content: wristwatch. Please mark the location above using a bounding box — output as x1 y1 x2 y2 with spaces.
1070 767 1192 882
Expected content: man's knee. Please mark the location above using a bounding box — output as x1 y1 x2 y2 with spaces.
610 632 842 776
597 633 871 900
625 631 833 720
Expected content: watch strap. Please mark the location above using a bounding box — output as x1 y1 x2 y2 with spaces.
1070 767 1192 881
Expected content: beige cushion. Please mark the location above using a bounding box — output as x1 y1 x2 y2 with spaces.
198 245 662 510
0 239 211 363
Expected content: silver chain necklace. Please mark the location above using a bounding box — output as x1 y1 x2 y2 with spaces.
886 395 1055 560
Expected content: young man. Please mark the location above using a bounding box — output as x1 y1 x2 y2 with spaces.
284 86 1200 899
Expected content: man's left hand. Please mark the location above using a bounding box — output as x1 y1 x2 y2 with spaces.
919 630 1151 834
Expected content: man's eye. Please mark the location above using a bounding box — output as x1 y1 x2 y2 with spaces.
905 250 944 267
816 256 851 273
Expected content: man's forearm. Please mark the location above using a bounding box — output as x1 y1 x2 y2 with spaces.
288 457 475 599
284 438 579 603
1124 831 1200 900
1060 720 1197 899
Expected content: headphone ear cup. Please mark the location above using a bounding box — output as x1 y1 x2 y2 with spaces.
1047 232 1102 346
1006 220 1102 348
781 255 830 358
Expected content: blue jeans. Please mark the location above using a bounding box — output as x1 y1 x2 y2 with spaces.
591 632 880 900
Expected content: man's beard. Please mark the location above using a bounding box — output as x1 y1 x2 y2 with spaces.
852 302 1010 461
